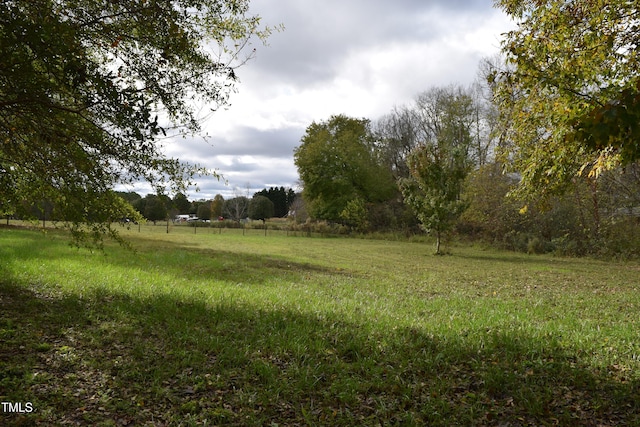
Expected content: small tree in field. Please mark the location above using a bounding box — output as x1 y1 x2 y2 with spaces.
224 196 249 223
211 195 225 219
400 146 469 254
399 86 474 254
196 201 212 221
339 197 369 233
248 195 274 224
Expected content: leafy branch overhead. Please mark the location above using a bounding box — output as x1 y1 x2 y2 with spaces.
493 0 640 197
0 0 274 244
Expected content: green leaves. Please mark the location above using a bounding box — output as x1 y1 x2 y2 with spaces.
400 146 469 242
399 87 475 253
248 195 275 222
495 0 640 199
0 0 272 245
294 115 396 224
339 197 369 232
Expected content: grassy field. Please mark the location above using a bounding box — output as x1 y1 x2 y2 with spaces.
1 224 639 426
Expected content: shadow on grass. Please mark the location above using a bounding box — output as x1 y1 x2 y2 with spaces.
0 228 351 290
1 229 639 425
2 276 639 426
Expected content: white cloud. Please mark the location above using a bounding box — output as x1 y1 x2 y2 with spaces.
125 1 515 201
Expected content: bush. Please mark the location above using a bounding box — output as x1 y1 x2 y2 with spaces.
527 237 554 254
286 220 349 237
502 231 530 253
600 218 640 259
551 234 583 257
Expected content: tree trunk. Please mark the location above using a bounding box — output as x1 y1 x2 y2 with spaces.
589 178 600 238
435 230 441 255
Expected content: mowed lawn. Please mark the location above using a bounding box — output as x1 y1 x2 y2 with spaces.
1 225 639 426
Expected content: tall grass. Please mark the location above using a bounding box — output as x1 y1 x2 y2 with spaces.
1 226 639 425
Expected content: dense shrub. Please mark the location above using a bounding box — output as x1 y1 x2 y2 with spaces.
286 220 349 236
455 163 640 258
599 218 640 259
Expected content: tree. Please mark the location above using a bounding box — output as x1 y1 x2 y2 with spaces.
398 87 474 254
288 194 307 223
173 193 192 215
374 106 419 180
223 196 249 222
114 191 142 206
494 0 640 199
134 194 169 224
0 0 273 245
376 79 495 179
248 195 274 223
294 115 396 222
196 200 212 221
254 186 295 217
339 197 369 232
459 162 522 242
211 194 225 219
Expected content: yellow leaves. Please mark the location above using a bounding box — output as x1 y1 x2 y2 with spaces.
577 147 622 179
495 0 640 200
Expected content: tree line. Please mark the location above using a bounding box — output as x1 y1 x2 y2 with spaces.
114 187 297 225
294 75 640 256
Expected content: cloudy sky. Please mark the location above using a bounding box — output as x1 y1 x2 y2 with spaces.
155 0 515 200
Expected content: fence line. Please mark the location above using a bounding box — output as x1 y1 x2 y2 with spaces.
2 218 420 240
136 221 333 238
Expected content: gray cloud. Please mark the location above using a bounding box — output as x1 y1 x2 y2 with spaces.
245 0 496 88
190 155 301 200
128 1 513 202
209 126 303 158
166 126 302 164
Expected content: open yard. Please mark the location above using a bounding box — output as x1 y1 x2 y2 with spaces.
1 225 639 425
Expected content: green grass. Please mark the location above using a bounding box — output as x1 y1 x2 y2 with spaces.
1 224 639 426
